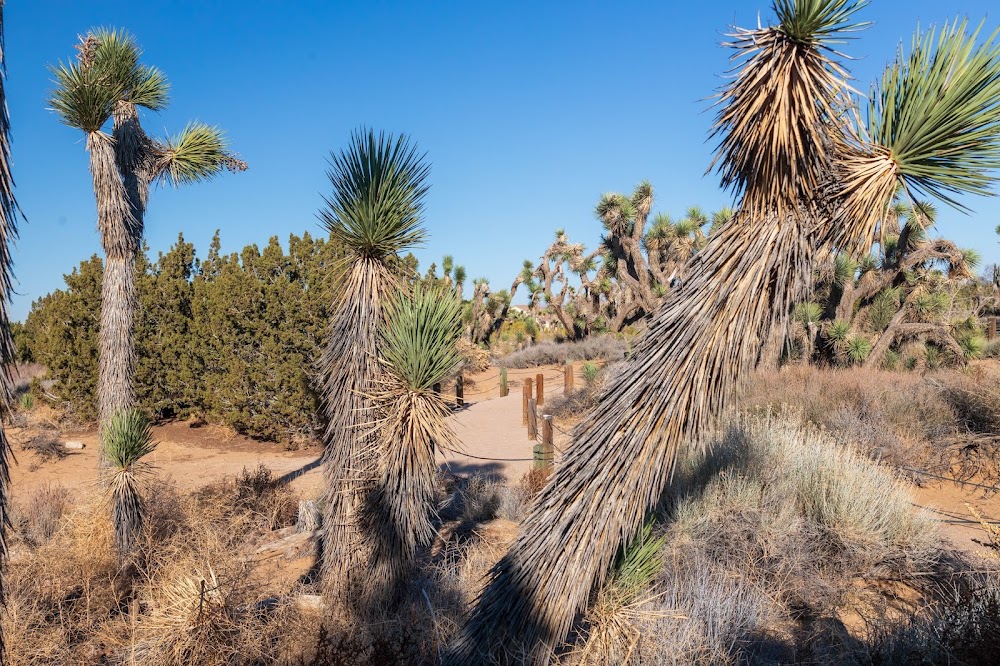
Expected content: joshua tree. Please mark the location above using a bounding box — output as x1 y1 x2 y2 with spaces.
362 284 462 607
317 129 430 604
49 29 244 454
103 409 156 561
447 3 1000 663
522 196 714 339
0 3 22 660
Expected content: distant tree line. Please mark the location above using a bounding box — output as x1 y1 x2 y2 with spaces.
16 231 344 441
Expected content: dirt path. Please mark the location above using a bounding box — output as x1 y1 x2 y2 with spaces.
9 421 325 501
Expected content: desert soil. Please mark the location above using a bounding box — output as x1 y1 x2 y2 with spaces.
8 362 1000 561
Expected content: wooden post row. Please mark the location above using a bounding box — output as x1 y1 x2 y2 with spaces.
522 378 533 426
535 373 544 406
527 398 538 441
456 374 464 407
500 367 509 397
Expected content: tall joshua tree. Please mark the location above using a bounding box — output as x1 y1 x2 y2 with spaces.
448 2 1000 663
49 30 244 452
362 283 462 608
318 129 430 603
0 3 22 661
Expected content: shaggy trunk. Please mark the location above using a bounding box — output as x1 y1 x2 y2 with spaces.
112 474 144 561
0 5 20 659
361 388 451 609
319 258 394 603
89 132 141 465
447 214 814 664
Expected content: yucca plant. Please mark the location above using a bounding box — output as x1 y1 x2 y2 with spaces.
103 409 156 561
49 29 244 458
448 3 1000 663
844 335 874 364
579 521 668 665
361 284 463 608
0 3 22 661
317 128 430 603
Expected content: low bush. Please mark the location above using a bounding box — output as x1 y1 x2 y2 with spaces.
493 336 625 368
598 413 943 665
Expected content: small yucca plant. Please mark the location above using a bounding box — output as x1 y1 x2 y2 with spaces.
103 409 156 561
18 392 33 412
363 283 463 607
580 520 669 664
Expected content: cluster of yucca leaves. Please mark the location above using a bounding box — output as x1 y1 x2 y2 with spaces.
103 409 156 562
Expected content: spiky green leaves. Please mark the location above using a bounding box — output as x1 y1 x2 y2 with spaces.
103 408 155 470
868 20 1000 209
157 122 244 186
321 129 430 260
49 28 168 133
775 0 869 46
380 284 463 391
103 409 155 561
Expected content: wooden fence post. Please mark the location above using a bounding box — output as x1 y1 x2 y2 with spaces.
522 378 533 426
456 374 464 407
535 373 545 406
541 415 554 475
527 398 538 440
990 317 998 341
500 368 508 397
564 363 574 394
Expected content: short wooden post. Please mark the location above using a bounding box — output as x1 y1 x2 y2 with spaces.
456 374 464 407
990 317 998 341
535 373 545 406
541 415 554 474
527 398 538 440
564 363 574 394
500 368 508 397
522 378 533 426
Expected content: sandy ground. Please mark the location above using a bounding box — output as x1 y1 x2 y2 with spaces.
9 361 1000 563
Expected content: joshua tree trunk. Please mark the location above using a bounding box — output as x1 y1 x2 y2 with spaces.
0 4 21 660
88 131 140 459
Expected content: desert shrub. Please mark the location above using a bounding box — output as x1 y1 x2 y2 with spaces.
196 464 298 532
493 336 625 368
744 366 958 467
443 474 529 523
22 232 343 439
582 361 601 387
624 414 939 664
864 574 1000 665
935 364 1000 435
10 483 71 548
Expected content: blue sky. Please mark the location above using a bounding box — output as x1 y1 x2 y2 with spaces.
5 1 1000 321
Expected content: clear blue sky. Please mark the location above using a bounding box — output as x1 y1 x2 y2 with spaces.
4 1 1000 321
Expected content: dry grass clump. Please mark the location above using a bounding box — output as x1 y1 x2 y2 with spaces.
493 336 625 368
3 471 307 665
604 414 942 665
9 483 71 547
194 464 298 533
745 366 958 467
